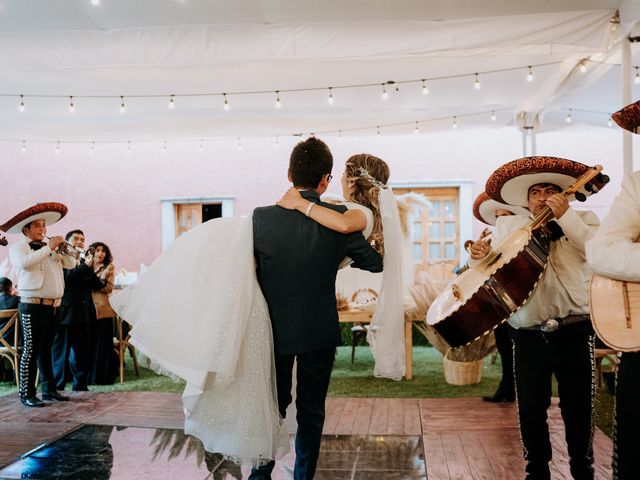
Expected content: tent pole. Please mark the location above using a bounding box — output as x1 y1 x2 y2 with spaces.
622 35 633 174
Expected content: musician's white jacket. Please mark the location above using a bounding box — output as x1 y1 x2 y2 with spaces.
9 237 76 299
470 207 600 329
586 171 640 282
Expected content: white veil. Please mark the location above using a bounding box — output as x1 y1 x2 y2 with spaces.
366 187 406 381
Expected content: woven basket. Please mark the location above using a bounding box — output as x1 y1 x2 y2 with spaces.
443 356 483 385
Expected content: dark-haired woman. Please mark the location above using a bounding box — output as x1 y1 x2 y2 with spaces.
88 242 118 385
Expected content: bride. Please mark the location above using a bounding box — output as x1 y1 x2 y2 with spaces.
109 152 404 466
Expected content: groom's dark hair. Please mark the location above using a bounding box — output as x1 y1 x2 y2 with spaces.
288 137 333 189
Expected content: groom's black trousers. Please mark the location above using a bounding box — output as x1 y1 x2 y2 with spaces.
249 347 335 480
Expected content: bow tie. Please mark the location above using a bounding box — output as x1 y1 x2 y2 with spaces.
545 221 565 241
29 241 46 251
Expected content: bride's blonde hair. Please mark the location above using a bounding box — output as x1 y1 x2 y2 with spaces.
344 154 390 256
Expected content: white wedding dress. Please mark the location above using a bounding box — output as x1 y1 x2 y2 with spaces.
109 197 405 465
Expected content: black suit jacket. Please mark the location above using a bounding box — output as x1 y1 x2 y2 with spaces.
253 190 383 355
60 263 103 326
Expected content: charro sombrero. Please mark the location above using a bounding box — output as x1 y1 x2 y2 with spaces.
485 156 596 207
472 192 530 226
0 202 68 234
612 101 640 134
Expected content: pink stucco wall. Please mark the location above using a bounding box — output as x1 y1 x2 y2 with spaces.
0 127 629 274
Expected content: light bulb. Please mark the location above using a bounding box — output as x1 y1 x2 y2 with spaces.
90 141 95 154
579 62 587 74
199 139 204 152
168 95 175 110
119 96 126 114
338 130 343 142
490 111 496 122
236 138 242 150
328 88 334 105
126 141 132 154
421 80 429 95
162 141 167 153
18 95 25 112
414 122 419 134
376 126 381 136
452 116 458 129
474 74 481 90
527 66 534 82
21 140 26 153
565 110 573 124
275 91 282 109
55 141 61 154
223 93 230 111
91 0 100 5
274 136 280 148
69 96 76 113
381 84 388 100
608 118 613 127
635 68 640 85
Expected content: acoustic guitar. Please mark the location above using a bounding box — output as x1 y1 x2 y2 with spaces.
590 274 640 352
426 165 608 348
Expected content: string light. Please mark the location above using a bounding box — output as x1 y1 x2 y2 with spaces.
452 116 458 129
338 130 343 142
421 79 429 95
565 109 573 124
527 66 534 82
223 93 230 111
89 141 95 154
607 117 613 127
635 67 640 85
275 91 282 109
119 96 126 114
199 139 204 152
490 111 496 122
381 84 389 100
376 125 381 135
274 136 280 148
473 73 481 90
18 95 25 113
21 140 26 153
327 87 334 105
414 121 419 134
579 61 587 73
162 140 167 153
69 96 76 113
126 141 132 154
55 140 61 154
236 137 242 150
168 95 175 110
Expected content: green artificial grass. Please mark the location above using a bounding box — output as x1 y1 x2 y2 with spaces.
0 346 614 436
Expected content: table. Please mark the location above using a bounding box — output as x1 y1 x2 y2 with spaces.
338 309 418 380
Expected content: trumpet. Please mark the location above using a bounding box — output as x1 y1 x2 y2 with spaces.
47 237 95 260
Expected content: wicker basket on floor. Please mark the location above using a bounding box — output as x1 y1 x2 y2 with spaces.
443 356 483 385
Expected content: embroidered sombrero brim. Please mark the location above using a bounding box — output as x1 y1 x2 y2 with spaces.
473 192 530 226
612 101 640 134
485 156 593 207
0 202 68 234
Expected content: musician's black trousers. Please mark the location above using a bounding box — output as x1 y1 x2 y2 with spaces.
18 303 61 398
510 322 595 480
494 322 515 399
613 351 640 480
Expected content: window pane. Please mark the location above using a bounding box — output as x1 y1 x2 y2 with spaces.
444 222 456 237
444 242 456 259
413 244 422 262
412 222 422 242
429 243 441 259
444 200 457 218
429 221 440 238
429 201 441 217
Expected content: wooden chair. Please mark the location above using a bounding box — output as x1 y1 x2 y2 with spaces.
594 348 619 388
0 309 20 386
113 316 140 383
350 288 378 363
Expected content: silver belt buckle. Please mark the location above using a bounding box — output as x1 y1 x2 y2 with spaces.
541 319 559 332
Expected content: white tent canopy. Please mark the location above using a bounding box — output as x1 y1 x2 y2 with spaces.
0 0 638 142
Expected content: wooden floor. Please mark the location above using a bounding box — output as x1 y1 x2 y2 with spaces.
0 392 613 479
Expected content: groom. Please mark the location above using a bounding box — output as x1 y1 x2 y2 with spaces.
251 137 383 479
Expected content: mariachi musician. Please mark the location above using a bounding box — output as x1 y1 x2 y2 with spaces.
2 203 75 407
586 100 640 480
472 192 528 403
469 158 600 480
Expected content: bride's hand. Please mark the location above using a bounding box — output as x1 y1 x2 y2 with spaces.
277 188 305 210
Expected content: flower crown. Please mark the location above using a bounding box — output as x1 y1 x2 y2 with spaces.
357 167 387 189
